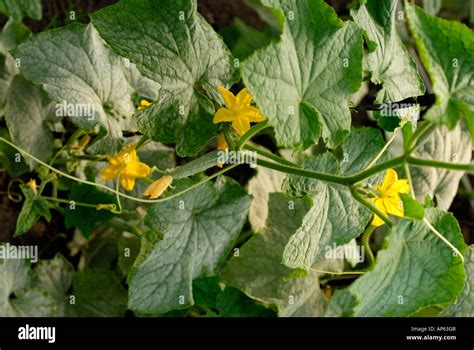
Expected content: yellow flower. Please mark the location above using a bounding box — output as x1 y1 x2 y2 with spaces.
100 144 151 191
144 176 173 199
27 179 37 193
216 133 228 168
138 99 152 111
371 169 410 226
213 86 266 136
70 134 91 151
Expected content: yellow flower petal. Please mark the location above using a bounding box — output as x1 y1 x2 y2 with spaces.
218 86 236 109
236 88 252 106
244 106 266 123
378 168 398 192
126 161 151 178
213 107 235 123
138 99 152 111
386 179 410 196
100 165 121 180
232 118 251 136
217 134 228 151
27 179 37 192
121 174 136 191
383 196 404 217
371 198 388 227
144 176 173 199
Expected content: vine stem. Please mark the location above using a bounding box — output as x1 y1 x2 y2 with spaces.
0 137 238 204
361 225 376 269
350 187 393 228
365 128 399 169
404 162 416 199
407 156 474 172
244 144 299 168
236 119 269 150
41 196 100 209
423 218 465 263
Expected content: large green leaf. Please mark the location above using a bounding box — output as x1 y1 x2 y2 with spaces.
72 269 128 317
0 19 30 114
15 184 52 237
442 246 474 317
128 177 252 315
222 193 333 316
282 127 387 269
0 258 55 316
0 0 42 21
92 0 238 157
64 183 116 238
5 75 54 170
13 23 157 154
242 0 363 149
36 254 75 317
406 4 474 140
351 0 425 104
410 123 472 210
349 208 466 316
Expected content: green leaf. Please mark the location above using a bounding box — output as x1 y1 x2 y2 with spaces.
442 246 474 316
216 287 276 317
0 19 30 114
349 208 466 316
400 193 425 220
15 184 52 237
0 128 29 177
5 75 54 170
282 127 384 269
192 276 223 309
351 0 425 104
222 193 335 316
13 23 154 154
339 127 389 176
64 183 116 238
0 0 42 21
247 164 285 232
92 0 238 157
406 4 474 139
0 258 55 316
410 123 472 210
35 254 75 317
72 269 128 317
242 0 363 149
324 289 358 317
128 177 252 315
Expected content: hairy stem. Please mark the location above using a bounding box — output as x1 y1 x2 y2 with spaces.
245 144 300 168
236 119 269 150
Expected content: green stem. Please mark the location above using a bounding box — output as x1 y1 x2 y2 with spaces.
135 135 149 151
346 157 405 184
405 121 437 154
236 120 269 150
361 225 375 269
245 144 300 168
365 128 399 169
256 158 348 185
404 162 416 199
0 137 238 204
407 156 474 172
350 187 393 228
41 196 101 209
